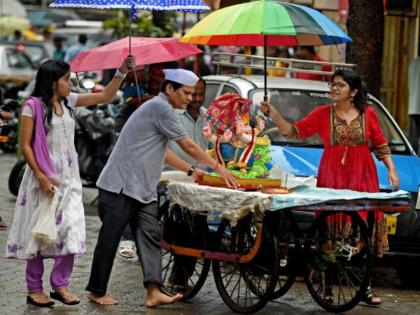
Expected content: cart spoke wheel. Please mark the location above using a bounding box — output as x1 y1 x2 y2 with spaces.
160 205 211 300
304 212 373 313
271 233 299 300
213 216 279 314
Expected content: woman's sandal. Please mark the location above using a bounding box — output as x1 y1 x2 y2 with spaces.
0 218 7 229
118 240 136 258
26 295 55 307
320 287 334 303
362 287 381 305
50 290 80 305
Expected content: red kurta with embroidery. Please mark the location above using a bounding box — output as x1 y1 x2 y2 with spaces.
293 104 391 255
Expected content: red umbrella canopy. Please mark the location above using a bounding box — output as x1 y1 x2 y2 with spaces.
70 37 202 72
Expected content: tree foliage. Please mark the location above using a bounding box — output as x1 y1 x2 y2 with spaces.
103 11 176 39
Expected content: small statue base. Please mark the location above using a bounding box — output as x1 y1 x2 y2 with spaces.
197 174 282 190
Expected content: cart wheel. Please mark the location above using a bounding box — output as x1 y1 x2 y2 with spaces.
212 216 279 314
304 211 373 313
160 205 211 300
271 211 300 300
271 231 298 299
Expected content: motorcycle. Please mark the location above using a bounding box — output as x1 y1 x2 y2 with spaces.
8 77 121 196
0 99 19 153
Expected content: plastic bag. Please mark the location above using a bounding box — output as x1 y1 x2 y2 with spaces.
30 189 61 245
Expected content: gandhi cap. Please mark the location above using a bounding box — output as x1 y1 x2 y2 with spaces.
163 69 199 87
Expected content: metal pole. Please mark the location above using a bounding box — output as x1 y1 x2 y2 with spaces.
264 35 267 99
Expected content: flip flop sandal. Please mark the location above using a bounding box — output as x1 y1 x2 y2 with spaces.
0 219 7 229
320 287 334 303
27 295 55 307
362 287 381 305
118 240 136 258
50 291 80 305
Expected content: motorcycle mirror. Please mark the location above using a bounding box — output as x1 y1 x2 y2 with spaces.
82 80 95 90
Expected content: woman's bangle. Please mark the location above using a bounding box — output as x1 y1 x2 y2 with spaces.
187 165 196 176
114 68 127 79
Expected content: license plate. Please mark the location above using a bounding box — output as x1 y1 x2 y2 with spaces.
385 215 397 235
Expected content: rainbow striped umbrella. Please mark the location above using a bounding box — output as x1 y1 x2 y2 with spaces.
182 0 351 95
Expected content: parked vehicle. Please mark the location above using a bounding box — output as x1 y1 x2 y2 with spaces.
0 43 37 98
0 99 19 152
203 53 420 288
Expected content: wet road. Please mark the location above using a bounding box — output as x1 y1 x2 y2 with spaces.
1 152 420 314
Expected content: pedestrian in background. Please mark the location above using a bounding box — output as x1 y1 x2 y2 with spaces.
293 46 332 81
64 34 87 63
167 76 209 169
260 69 399 305
5 57 135 307
408 56 420 154
52 36 67 62
115 61 178 133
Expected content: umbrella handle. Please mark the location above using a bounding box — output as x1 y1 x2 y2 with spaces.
127 54 134 71
263 95 269 117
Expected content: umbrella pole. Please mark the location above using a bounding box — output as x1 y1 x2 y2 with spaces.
129 19 132 56
263 35 270 117
264 35 267 100
133 71 142 100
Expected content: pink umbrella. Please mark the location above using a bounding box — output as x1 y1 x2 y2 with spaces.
70 36 202 72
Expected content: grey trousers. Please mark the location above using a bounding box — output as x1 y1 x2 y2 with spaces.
86 189 162 296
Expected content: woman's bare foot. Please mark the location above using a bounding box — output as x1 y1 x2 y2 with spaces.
86 291 119 305
145 283 183 308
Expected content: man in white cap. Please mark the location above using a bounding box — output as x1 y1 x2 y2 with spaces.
86 68 238 307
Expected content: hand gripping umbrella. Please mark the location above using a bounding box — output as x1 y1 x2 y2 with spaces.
182 0 352 98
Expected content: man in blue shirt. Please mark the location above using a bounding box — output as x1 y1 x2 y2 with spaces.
64 34 87 63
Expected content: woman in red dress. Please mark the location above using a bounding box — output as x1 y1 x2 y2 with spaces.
260 69 399 305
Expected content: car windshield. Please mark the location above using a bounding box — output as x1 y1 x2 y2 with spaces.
249 88 408 154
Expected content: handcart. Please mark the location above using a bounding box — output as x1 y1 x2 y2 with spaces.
158 172 410 314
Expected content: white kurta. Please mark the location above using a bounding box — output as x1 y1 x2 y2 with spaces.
5 93 86 260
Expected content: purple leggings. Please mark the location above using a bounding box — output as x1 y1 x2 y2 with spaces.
26 254 75 292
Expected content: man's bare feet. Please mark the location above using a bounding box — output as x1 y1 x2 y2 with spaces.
145 283 183 308
86 291 119 305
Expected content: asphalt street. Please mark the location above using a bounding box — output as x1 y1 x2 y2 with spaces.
1 151 420 315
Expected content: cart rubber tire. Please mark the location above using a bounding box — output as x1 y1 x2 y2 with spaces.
160 205 211 300
304 211 373 313
212 216 279 314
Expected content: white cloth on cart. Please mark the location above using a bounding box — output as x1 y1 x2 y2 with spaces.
269 186 410 211
161 171 410 224
161 171 272 226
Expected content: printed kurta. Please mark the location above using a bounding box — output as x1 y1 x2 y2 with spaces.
292 105 391 256
6 93 86 260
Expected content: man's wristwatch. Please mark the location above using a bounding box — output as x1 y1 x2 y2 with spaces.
187 165 196 176
114 68 127 79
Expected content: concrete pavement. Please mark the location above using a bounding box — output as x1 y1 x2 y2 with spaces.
2 152 420 315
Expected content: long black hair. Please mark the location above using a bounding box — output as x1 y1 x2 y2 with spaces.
31 59 72 126
331 69 368 112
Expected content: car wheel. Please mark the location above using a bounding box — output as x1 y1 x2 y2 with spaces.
395 258 420 289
